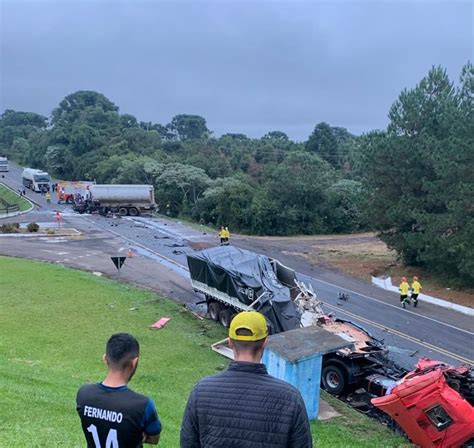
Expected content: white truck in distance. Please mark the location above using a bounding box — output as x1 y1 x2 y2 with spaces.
72 184 156 216
0 156 8 172
22 168 51 192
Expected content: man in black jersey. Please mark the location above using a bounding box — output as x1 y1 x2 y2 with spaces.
77 333 161 447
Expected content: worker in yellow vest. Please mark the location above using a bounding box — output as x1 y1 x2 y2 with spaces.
45 191 51 204
218 226 226 246
411 276 422 308
399 277 410 309
223 227 230 246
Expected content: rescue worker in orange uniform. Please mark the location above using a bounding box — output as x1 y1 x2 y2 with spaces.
399 277 410 309
411 276 422 308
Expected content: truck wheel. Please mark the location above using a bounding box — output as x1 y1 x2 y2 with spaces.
119 207 128 216
219 309 234 328
322 364 346 395
128 207 139 217
208 302 221 322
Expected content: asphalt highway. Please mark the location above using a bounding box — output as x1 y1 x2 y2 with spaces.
1 162 473 372
81 214 474 370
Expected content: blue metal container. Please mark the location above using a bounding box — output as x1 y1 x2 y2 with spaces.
262 326 350 420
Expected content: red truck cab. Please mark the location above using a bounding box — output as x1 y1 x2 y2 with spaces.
372 359 474 447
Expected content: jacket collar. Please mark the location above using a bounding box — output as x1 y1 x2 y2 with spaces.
228 361 268 374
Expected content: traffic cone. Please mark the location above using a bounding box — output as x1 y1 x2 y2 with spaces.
127 249 133 258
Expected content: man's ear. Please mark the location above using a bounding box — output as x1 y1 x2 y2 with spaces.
228 338 235 349
131 357 139 369
102 354 107 365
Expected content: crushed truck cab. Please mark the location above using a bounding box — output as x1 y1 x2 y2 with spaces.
372 359 474 447
188 246 406 395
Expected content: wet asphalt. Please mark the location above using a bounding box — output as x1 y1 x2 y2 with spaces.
1 163 473 371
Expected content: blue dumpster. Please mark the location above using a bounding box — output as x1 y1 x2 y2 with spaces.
262 325 350 420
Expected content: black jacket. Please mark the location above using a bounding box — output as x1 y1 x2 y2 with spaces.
180 361 313 448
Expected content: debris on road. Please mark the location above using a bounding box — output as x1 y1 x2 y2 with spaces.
188 246 407 396
372 359 474 447
149 317 171 329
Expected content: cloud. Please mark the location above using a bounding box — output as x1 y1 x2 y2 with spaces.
1 0 472 139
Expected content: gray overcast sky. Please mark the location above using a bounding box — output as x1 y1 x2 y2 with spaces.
0 1 472 140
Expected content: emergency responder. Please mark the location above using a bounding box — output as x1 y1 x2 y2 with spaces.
224 226 230 245
399 277 409 309
218 226 226 246
411 276 422 308
45 191 51 204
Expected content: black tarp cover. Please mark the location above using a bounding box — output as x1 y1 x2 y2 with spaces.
187 246 300 334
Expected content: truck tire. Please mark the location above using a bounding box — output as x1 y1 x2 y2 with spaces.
119 207 128 216
219 309 234 328
128 207 139 216
322 364 346 395
208 302 221 322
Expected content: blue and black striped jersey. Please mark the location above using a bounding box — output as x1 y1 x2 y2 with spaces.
76 383 161 448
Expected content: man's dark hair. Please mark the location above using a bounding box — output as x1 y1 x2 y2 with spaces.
106 333 140 370
231 328 266 356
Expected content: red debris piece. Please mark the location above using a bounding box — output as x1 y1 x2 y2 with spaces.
149 317 171 330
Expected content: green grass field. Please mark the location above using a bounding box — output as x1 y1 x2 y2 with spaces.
0 183 32 212
0 257 409 447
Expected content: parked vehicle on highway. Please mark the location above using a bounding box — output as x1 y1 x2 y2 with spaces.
21 168 51 192
72 184 156 216
188 246 407 394
56 180 95 204
0 156 9 172
372 358 474 448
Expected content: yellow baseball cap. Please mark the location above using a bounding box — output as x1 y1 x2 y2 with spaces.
229 311 268 341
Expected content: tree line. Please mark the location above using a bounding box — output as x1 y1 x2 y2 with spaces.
0 62 472 284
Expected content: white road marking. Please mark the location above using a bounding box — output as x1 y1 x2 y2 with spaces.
88 216 474 339
304 275 474 337
41 250 70 256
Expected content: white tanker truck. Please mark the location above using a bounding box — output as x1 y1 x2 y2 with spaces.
72 184 156 216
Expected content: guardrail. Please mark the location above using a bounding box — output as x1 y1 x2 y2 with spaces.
0 196 20 214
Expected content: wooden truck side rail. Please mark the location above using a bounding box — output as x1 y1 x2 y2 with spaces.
190 278 260 312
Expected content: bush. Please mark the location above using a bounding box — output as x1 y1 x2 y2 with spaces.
0 222 20 233
27 222 39 232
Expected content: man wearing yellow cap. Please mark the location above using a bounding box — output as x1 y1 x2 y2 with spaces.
180 311 312 448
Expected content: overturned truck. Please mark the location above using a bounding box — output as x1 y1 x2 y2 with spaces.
188 246 474 445
372 359 474 448
187 245 300 334
187 246 405 394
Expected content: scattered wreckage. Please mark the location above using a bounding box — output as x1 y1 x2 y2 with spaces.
372 359 474 448
188 246 474 446
187 246 406 394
